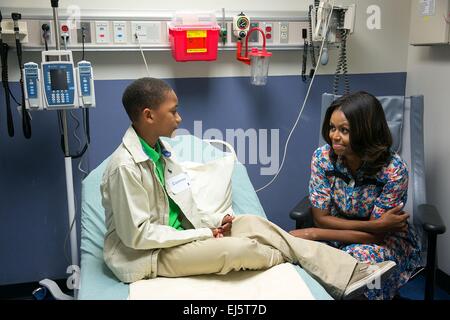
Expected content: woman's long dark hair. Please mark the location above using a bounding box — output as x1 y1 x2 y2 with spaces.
321 91 393 176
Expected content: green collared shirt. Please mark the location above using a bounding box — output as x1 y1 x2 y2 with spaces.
139 137 184 230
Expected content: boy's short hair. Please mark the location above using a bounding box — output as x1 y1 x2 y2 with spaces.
122 77 173 122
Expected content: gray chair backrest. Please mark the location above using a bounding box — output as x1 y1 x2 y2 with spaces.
320 93 426 227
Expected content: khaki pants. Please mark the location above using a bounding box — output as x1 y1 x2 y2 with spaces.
157 215 357 299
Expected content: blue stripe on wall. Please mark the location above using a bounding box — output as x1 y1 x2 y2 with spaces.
0 72 406 285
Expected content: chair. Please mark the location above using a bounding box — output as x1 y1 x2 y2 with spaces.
289 93 446 300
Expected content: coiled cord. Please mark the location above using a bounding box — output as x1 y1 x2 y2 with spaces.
1 42 15 137
308 5 317 71
333 10 350 95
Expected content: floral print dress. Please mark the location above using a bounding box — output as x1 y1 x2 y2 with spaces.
309 144 422 300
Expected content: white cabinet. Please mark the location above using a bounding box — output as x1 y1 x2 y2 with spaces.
409 0 450 45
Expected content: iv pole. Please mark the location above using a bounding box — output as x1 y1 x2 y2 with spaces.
36 0 79 300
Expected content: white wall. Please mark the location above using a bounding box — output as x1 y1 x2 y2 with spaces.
5 0 411 80
406 45 450 275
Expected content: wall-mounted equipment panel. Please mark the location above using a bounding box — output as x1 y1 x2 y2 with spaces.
2 9 322 52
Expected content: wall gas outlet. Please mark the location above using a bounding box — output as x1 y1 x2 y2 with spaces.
113 21 127 44
218 22 228 44
77 21 92 44
263 22 273 43
40 20 53 45
95 21 110 44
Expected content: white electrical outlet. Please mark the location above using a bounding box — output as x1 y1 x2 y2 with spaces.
131 22 161 43
95 21 110 44
113 21 127 44
279 22 289 44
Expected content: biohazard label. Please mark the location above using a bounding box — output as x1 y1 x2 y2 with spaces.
186 30 207 53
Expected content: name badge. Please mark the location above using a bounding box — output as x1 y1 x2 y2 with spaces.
162 150 171 157
167 173 191 194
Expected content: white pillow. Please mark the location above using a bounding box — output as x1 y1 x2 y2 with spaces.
180 153 235 228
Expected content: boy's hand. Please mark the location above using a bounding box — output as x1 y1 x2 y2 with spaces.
211 228 224 238
219 215 234 236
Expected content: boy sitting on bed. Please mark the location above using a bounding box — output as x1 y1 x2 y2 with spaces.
101 77 396 300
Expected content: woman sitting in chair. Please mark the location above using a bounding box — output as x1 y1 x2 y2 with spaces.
290 91 421 300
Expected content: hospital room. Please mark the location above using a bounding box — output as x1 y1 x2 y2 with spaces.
0 0 449 309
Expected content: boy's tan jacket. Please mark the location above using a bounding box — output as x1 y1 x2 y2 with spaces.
101 126 228 283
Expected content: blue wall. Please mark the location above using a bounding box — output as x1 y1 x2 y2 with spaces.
0 72 406 285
